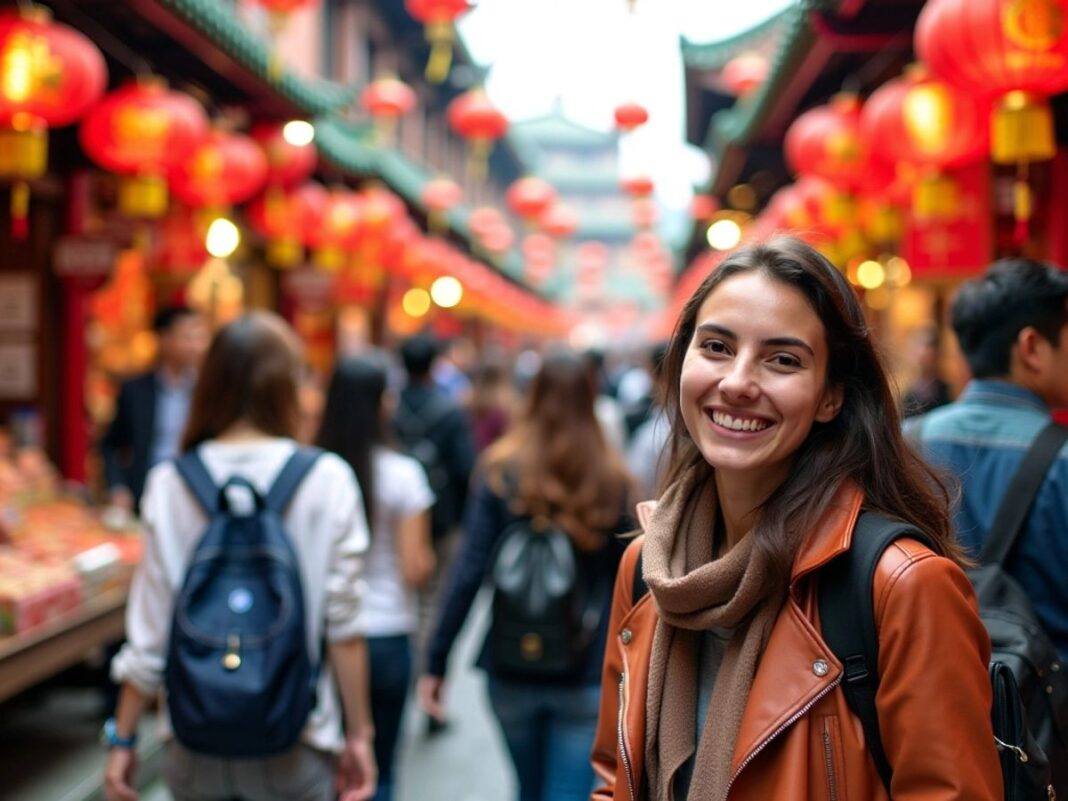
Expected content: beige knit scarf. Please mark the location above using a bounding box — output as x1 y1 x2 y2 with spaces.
643 465 783 801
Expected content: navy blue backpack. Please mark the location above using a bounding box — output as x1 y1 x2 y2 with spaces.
166 446 321 758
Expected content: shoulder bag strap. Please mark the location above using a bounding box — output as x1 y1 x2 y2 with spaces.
264 446 323 514
980 422 1068 566
173 450 219 514
818 511 934 792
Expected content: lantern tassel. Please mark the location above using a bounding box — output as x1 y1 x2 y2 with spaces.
267 13 287 81
11 181 29 241
425 22 454 84
1013 164 1032 247
467 138 491 181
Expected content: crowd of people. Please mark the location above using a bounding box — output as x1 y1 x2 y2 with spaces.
98 236 1068 801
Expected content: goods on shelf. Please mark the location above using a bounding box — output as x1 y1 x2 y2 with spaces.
0 548 83 635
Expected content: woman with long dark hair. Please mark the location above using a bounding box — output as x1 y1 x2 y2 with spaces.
317 354 435 801
105 312 375 801
419 350 633 801
590 238 1001 800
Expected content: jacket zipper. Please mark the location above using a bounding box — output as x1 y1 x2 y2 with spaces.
617 671 637 801
822 721 839 801
724 676 842 797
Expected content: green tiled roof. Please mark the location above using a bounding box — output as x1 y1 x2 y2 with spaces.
681 7 793 71
158 0 356 116
313 117 529 285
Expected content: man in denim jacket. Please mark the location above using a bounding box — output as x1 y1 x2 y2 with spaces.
907 259 1068 659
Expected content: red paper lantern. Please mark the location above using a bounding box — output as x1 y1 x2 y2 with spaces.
447 89 508 177
421 176 462 233
361 76 416 143
540 203 579 239
468 205 507 235
621 175 654 199
80 78 209 219
632 198 658 229
479 223 515 253
0 5 106 237
293 181 330 249
169 130 269 209
315 189 364 271
522 232 556 286
254 0 318 10
784 94 869 191
506 176 556 221
406 0 471 83
721 52 768 97
614 102 649 133
250 121 317 189
247 189 303 268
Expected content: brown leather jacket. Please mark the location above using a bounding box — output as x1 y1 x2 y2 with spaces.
590 483 1003 801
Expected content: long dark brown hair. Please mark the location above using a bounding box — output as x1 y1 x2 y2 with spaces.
316 354 388 533
181 312 303 451
483 349 632 551
660 236 963 582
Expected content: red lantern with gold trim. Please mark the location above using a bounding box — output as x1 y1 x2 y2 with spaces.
421 176 462 232
169 129 269 211
293 181 330 251
784 94 869 192
507 176 556 223
247 189 303 268
251 121 317 189
468 205 506 236
315 189 364 272
0 5 106 238
447 89 508 178
614 102 648 134
81 79 209 220
361 76 416 143
721 52 768 97
406 0 471 83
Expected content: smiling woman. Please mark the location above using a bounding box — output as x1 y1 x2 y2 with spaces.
589 237 1003 801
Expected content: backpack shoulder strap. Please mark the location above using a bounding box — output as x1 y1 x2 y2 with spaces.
265 446 323 514
818 511 933 793
173 450 219 514
980 422 1068 566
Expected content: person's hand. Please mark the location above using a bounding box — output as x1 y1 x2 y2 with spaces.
103 747 138 801
108 487 135 513
336 731 376 801
417 674 447 723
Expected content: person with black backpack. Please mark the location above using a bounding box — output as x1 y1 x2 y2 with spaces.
590 239 1006 801
906 258 1068 795
104 313 376 801
419 350 633 801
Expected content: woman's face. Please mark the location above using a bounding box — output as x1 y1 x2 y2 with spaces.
679 271 841 480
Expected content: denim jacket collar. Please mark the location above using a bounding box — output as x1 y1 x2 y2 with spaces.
959 379 1049 415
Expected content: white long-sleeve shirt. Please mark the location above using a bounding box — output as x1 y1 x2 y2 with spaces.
111 437 369 753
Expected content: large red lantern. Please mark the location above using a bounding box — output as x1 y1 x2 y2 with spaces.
405 0 471 83
621 175 654 199
251 121 317 190
361 76 416 144
721 52 768 97
784 94 869 192
0 5 106 237
293 181 330 250
468 205 506 235
861 66 988 219
447 89 508 178
506 176 556 222
421 176 462 232
614 102 648 134
81 78 209 219
315 189 364 272
917 0 1068 238
522 232 556 286
247 189 304 268
251 0 320 77
169 130 269 210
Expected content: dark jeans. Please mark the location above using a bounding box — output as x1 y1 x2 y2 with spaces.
487 677 601 801
368 634 413 801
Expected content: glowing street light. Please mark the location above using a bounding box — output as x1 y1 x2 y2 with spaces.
707 218 742 250
205 217 241 259
856 259 886 290
402 287 431 318
282 119 315 147
430 276 463 308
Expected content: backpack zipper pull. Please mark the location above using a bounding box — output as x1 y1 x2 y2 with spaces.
223 633 242 670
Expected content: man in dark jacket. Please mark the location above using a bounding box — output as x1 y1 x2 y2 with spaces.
393 335 475 542
100 306 208 513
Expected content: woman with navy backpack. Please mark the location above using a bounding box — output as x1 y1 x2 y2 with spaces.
104 312 376 801
418 349 633 801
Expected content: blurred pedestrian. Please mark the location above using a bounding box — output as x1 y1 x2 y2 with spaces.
104 312 376 801
100 306 209 514
419 350 632 801
625 342 670 500
318 354 436 801
584 349 627 453
591 238 999 801
470 357 514 453
901 327 951 418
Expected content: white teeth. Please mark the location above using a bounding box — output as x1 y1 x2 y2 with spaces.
711 410 769 432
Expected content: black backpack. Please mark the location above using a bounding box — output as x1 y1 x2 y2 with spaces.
489 517 609 680
819 423 1068 801
394 392 456 539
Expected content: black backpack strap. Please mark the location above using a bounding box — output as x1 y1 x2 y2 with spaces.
980 422 1068 566
818 511 934 793
632 550 647 604
265 447 323 514
174 450 220 514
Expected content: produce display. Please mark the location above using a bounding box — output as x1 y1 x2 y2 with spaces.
0 434 141 637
